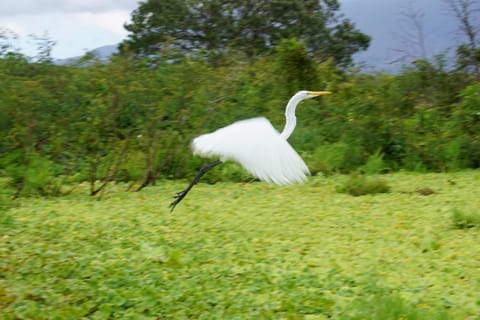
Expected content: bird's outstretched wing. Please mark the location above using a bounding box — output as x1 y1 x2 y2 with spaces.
192 117 309 185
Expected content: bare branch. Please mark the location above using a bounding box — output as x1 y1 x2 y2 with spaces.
444 0 480 49
391 2 428 65
444 0 480 78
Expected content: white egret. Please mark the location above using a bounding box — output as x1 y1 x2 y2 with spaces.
169 90 331 211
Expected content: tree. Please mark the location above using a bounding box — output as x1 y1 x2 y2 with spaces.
121 0 370 67
392 2 428 65
29 32 56 64
0 27 20 57
444 0 480 79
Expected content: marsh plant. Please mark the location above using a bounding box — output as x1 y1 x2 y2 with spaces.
1 172 479 319
452 207 480 229
337 173 391 196
360 148 388 175
341 286 451 320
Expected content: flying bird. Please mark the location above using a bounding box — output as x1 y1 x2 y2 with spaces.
169 90 331 211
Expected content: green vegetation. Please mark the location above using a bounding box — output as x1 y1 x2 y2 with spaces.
1 14 480 196
1 172 479 319
337 173 391 196
1 48 479 196
452 207 480 229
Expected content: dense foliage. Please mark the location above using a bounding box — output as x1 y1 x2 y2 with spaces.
0 35 479 196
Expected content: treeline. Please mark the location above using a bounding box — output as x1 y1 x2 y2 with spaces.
0 39 479 197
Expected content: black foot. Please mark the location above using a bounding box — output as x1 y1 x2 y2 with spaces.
168 160 223 212
169 189 189 212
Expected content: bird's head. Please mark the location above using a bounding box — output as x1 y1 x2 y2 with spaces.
295 90 332 100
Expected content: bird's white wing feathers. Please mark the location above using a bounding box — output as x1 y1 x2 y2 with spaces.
192 117 309 185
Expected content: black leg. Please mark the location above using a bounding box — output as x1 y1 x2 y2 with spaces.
169 160 223 212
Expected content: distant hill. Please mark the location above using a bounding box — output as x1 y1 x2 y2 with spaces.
55 44 119 65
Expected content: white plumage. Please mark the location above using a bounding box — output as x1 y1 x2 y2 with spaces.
169 90 331 211
192 117 309 185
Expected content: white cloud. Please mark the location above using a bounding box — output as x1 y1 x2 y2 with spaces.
0 1 138 58
74 10 131 36
0 0 139 16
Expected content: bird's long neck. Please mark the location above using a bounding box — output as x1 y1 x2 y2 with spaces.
280 94 303 140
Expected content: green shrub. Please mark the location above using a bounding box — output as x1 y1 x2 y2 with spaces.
337 174 390 196
0 179 14 232
3 152 61 197
341 141 366 172
307 142 356 175
452 207 480 229
361 148 388 174
115 150 145 182
402 151 429 173
443 137 469 171
342 285 451 320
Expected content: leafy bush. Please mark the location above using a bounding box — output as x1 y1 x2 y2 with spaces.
452 207 480 229
115 150 145 183
342 285 451 320
337 173 390 196
306 142 364 175
306 143 348 175
0 179 15 234
361 148 388 174
3 152 62 197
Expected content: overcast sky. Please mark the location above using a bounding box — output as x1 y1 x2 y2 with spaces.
0 0 140 58
0 0 461 70
342 0 459 71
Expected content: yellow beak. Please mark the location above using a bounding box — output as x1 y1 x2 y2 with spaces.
307 91 332 96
